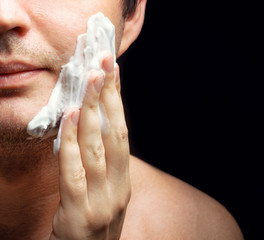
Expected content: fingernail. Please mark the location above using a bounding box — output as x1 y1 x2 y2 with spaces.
102 52 114 73
71 109 80 126
94 74 104 93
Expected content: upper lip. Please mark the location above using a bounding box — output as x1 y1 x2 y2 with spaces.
0 62 42 75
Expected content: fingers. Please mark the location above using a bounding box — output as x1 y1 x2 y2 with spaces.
57 53 129 204
53 53 130 239
58 108 88 209
78 71 107 193
100 55 130 186
58 70 107 208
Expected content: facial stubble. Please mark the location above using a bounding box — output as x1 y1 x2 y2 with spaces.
0 34 62 178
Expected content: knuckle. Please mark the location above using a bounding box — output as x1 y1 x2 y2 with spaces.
117 187 131 212
81 140 105 160
64 167 87 196
114 198 129 216
72 166 86 183
111 183 131 218
92 143 105 159
87 102 98 113
83 98 98 113
86 209 113 230
64 134 77 145
115 124 128 143
100 212 113 228
86 142 105 160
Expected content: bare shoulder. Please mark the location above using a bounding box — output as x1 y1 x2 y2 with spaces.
121 156 244 240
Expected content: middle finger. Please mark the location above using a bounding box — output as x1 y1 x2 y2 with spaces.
78 70 106 192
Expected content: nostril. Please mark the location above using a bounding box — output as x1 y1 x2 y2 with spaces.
11 26 25 35
12 27 20 31
0 24 28 36
12 27 21 35
0 2 31 35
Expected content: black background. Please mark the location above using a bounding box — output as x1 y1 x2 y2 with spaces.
118 1 262 239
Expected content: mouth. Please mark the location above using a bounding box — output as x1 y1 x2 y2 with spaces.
0 62 48 89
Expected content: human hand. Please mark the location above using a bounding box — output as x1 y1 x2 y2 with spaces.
49 54 131 240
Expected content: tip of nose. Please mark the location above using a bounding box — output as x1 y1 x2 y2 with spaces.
0 3 31 35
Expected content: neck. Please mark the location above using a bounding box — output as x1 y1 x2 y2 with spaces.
0 138 60 240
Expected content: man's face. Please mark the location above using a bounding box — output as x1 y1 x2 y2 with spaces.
0 0 124 133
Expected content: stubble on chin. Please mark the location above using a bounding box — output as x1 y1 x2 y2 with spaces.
0 32 66 179
0 123 56 181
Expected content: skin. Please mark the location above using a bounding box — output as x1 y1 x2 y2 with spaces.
0 0 244 239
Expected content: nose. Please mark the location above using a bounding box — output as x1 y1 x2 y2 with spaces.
0 0 31 35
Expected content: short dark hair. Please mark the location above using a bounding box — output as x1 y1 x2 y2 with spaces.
122 0 140 18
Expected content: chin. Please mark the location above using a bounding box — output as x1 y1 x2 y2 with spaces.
0 93 51 133
0 95 55 156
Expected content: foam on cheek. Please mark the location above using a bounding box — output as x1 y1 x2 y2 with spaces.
27 12 116 154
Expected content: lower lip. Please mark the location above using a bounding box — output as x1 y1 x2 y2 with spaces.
0 70 46 88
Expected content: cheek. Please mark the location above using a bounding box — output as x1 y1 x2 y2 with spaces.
29 1 114 60
28 1 123 62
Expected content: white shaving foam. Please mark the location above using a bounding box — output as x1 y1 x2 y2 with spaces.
27 12 116 154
